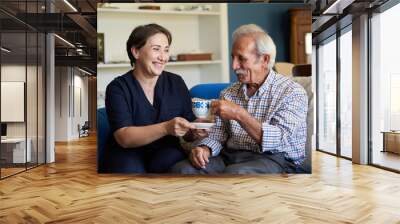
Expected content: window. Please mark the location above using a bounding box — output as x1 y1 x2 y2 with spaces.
370 2 400 171
317 36 337 154
0 1 47 179
339 28 352 158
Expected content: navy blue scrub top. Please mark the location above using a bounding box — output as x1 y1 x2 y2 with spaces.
105 70 195 154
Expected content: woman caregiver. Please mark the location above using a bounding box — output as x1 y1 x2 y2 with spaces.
104 24 205 173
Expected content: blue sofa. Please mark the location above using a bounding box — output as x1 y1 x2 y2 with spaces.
97 107 109 173
97 83 230 172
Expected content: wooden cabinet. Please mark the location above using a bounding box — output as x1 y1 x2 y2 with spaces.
290 8 312 64
382 131 400 154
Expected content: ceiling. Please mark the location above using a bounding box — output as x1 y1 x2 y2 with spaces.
309 0 390 43
1 0 393 75
0 0 97 75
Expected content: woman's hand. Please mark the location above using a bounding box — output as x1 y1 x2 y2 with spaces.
189 146 211 169
165 117 195 137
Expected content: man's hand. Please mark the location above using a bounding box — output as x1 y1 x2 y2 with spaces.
211 99 244 121
191 129 209 139
212 99 263 144
165 117 195 137
191 117 211 139
189 146 211 169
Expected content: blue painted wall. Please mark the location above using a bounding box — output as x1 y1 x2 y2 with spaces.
228 3 306 82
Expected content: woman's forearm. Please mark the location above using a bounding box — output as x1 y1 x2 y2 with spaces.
114 122 168 148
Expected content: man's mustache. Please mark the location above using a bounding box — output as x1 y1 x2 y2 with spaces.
235 69 247 75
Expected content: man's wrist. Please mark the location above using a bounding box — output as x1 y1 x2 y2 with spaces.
235 107 247 123
199 145 212 156
205 146 212 156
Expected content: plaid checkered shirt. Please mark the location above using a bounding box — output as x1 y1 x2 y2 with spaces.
197 70 308 165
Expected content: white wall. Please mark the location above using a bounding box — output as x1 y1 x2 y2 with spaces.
55 67 89 141
55 67 68 141
97 3 229 108
1 65 30 137
72 73 89 138
1 64 46 164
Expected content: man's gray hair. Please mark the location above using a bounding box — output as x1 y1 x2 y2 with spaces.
232 24 276 70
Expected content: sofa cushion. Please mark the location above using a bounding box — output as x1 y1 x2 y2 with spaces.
190 83 230 100
291 76 313 173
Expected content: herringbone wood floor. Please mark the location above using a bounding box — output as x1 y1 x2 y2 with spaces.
1 134 400 223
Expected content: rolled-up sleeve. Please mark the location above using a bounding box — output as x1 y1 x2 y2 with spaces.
196 115 228 156
261 87 308 152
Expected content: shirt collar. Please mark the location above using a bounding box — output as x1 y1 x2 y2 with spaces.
241 69 276 99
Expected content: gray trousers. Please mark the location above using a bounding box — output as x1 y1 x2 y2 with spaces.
170 149 298 174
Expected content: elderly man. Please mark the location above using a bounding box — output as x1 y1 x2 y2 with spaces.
172 24 308 174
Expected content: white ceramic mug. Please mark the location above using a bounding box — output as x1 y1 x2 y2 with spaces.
192 98 211 119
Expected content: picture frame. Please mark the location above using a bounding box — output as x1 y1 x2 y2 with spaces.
97 33 104 64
